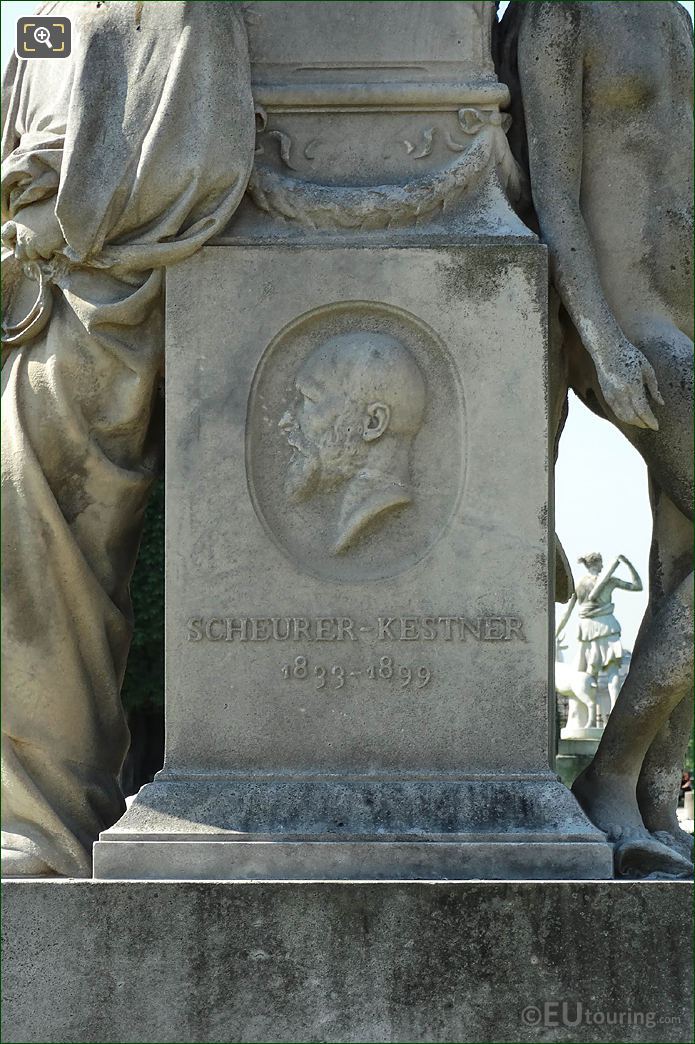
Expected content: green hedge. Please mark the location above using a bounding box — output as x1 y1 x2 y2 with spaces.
121 478 165 713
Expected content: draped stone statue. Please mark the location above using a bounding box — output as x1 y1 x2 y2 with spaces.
556 553 641 735
1 1 255 876
3 0 690 886
497 1 693 876
557 552 642 712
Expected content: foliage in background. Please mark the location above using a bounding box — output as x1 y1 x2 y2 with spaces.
120 478 165 713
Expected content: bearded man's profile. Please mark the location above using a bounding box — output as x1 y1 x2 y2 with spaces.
279 332 426 554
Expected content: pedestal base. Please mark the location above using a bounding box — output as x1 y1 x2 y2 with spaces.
3 879 691 1043
93 775 613 880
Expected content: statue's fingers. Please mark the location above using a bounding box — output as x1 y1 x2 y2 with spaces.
15 233 39 263
608 389 645 429
631 388 659 431
36 242 56 261
1 221 17 248
643 362 665 407
615 390 647 429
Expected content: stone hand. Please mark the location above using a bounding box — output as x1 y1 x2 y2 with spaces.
1 199 65 263
593 335 664 431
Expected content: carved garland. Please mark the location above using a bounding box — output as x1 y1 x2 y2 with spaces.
247 110 523 231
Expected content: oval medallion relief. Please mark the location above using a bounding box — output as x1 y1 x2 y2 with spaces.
246 302 466 582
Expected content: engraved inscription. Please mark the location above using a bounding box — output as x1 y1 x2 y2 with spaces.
186 615 526 642
280 655 432 690
278 332 426 554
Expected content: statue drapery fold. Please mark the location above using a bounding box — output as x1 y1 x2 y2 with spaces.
1 0 255 876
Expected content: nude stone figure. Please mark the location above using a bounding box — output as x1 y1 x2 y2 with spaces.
279 332 426 553
498 1 693 875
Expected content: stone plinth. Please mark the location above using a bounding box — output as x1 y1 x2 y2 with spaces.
95 240 610 881
94 0 611 880
2 879 691 1044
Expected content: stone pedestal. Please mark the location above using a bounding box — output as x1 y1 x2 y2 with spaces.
94 238 610 880
2 879 691 1044
95 0 610 881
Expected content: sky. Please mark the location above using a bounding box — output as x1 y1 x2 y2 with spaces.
2 0 692 655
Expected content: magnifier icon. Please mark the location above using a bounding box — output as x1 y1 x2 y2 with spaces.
33 25 52 48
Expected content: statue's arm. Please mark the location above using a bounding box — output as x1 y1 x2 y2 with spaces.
1 55 65 263
517 3 663 430
612 555 643 593
4 3 255 273
555 593 577 638
587 558 621 602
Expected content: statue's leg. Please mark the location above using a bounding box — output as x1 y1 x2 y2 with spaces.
569 319 693 874
587 681 599 729
618 327 693 863
605 664 621 710
572 687 589 730
1 267 163 877
639 696 694 861
636 484 694 861
572 572 693 873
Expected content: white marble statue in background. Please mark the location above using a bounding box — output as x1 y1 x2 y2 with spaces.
554 638 600 735
556 553 642 715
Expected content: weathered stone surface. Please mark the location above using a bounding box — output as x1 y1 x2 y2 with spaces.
239 0 523 236
2 879 692 1043
95 1 612 880
1 0 256 878
498 1 693 876
166 243 548 778
95 237 611 880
